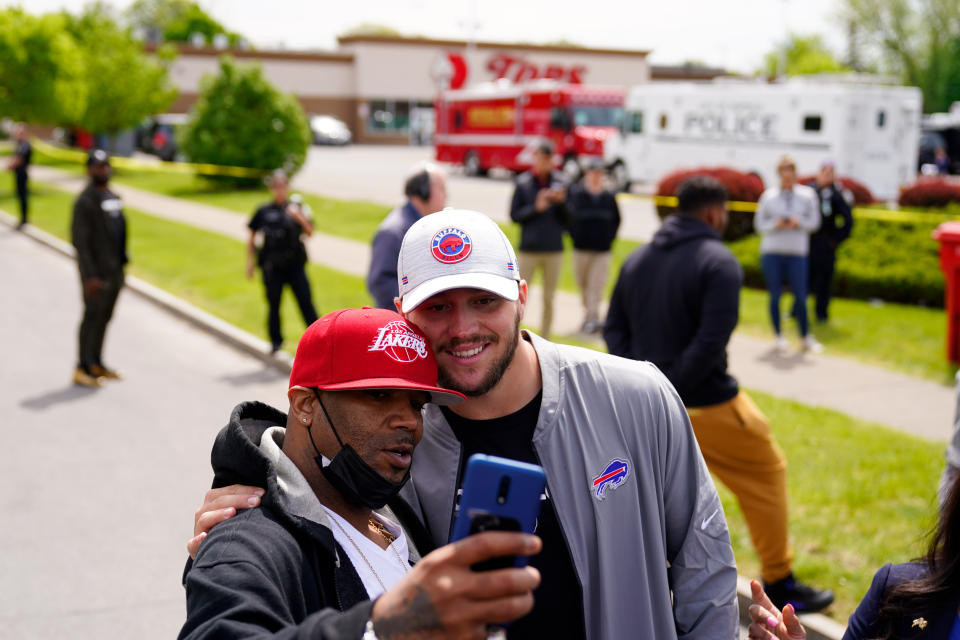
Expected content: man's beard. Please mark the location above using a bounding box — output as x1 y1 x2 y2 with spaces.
437 308 521 398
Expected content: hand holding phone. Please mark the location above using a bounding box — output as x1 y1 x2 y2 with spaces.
452 454 546 572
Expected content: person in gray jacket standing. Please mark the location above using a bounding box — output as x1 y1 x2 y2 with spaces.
755 156 821 353
192 208 740 639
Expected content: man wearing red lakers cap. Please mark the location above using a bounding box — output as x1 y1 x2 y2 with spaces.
180 308 541 640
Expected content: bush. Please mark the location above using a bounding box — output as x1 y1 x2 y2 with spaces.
728 217 944 307
180 56 310 185
656 167 765 241
800 175 875 205
899 177 960 208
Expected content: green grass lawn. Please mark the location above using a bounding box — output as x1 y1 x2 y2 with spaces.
6 176 950 623
17 159 956 384
722 389 944 621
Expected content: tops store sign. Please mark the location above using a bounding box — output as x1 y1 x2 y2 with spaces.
432 52 586 90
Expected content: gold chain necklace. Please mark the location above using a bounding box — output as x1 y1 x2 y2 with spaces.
328 514 409 593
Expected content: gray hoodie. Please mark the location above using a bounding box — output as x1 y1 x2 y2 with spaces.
401 332 739 640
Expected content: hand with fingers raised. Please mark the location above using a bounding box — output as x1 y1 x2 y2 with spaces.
748 579 807 640
188 485 265 559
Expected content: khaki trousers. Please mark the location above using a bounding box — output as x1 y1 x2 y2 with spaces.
687 391 793 582
518 251 563 338
573 250 611 325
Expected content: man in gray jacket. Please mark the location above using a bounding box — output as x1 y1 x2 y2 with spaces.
192 209 739 639
754 156 821 353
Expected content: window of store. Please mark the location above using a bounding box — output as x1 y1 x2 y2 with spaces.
366 100 433 137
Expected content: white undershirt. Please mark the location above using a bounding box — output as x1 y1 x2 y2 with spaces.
257 426 412 599
321 506 410 599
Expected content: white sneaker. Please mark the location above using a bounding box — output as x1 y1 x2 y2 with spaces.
775 335 789 352
803 335 823 353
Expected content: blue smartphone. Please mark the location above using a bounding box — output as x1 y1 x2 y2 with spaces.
451 454 546 571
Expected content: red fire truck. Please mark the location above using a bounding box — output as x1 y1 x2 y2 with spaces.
434 80 625 176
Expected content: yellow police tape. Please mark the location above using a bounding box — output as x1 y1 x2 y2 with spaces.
31 139 268 179
620 193 960 224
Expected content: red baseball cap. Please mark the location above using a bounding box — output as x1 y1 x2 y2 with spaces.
289 308 463 406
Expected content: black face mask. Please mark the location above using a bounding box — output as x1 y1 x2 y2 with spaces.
91 173 110 187
309 390 409 510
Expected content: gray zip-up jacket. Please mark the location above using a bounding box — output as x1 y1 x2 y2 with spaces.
754 184 820 256
401 333 738 640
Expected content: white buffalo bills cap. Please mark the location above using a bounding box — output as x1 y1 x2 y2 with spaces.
398 208 521 313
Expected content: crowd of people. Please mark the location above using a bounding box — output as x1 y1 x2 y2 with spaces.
42 137 956 638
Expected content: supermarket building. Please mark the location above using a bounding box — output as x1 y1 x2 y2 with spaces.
161 34 725 144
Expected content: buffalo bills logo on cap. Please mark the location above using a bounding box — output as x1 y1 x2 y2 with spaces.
592 458 629 500
368 321 429 363
431 227 472 264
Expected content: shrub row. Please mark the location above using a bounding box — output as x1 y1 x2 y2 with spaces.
727 217 944 307
899 177 960 208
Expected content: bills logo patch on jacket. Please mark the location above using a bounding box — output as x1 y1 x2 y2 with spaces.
592 458 629 500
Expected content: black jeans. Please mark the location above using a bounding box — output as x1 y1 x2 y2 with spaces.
15 172 27 224
78 275 123 370
261 261 318 348
809 249 836 321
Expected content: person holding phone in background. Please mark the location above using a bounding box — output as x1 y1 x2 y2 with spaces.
755 156 822 353
509 140 570 339
180 307 542 640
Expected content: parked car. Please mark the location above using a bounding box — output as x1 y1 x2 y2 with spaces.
310 115 352 145
136 113 188 161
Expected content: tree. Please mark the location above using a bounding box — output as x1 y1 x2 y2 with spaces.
63 3 178 134
761 33 850 78
179 56 310 180
0 8 86 125
842 0 960 112
126 0 244 47
339 23 401 38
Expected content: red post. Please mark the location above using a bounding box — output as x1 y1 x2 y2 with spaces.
933 221 960 363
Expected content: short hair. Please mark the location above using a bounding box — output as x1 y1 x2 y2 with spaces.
268 169 289 186
404 162 443 201
535 139 555 157
777 155 796 172
676 176 728 214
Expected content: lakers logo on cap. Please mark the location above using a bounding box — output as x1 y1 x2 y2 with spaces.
369 321 429 363
431 227 472 264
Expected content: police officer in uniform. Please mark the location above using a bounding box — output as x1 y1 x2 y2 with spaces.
71 150 127 387
246 170 318 353
806 161 853 322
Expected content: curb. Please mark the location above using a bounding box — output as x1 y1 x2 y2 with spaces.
3 211 846 640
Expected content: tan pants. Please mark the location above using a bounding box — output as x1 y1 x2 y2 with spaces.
573 250 611 326
688 392 793 583
518 251 563 339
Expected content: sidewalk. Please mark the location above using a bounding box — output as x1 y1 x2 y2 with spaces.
30 164 956 441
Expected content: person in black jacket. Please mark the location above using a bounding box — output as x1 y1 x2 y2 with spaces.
71 150 127 388
604 176 833 613
509 140 570 338
6 123 31 228
247 170 318 353
180 307 541 640
567 158 620 333
806 162 853 322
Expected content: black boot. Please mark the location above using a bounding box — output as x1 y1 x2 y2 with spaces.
763 572 834 613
